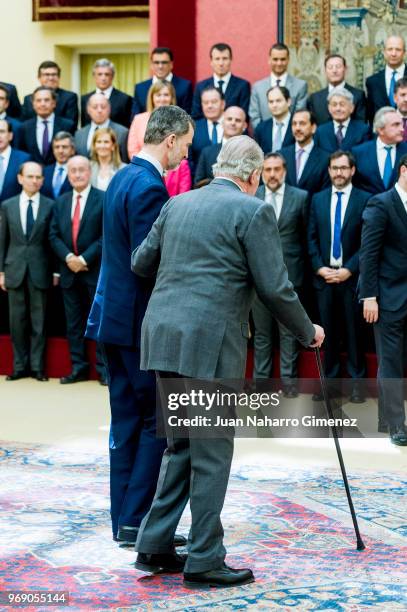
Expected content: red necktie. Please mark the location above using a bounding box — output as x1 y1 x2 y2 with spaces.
72 194 81 255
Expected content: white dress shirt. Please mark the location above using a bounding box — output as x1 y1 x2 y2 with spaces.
395 181 407 214
295 140 314 180
385 64 405 96
214 72 231 94
376 137 396 179
333 117 350 139
19 191 40 235
0 145 12 177
96 86 113 99
272 113 290 148
0 111 7 120
207 118 223 143
265 183 285 221
53 163 67 189
270 72 287 88
36 113 55 154
87 119 110 152
153 73 173 84
330 182 352 266
137 150 164 176
328 81 346 92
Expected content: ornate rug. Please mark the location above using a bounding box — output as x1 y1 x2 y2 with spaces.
0 442 406 611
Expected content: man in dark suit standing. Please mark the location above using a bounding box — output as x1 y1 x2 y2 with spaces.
132 47 193 116
280 109 330 196
0 162 54 380
366 35 407 124
308 151 369 401
132 136 324 586
86 106 194 547
0 85 22 148
191 43 250 120
21 61 78 129
49 156 106 384
194 106 247 186
190 86 225 172
254 85 295 154
0 82 22 119
359 154 407 445
41 131 75 199
20 87 74 166
252 152 308 397
352 107 407 194
314 87 370 153
307 54 366 125
81 58 132 128
0 120 30 203
394 78 407 141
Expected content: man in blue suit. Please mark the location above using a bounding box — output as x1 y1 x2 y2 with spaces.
0 119 30 203
132 47 192 117
86 106 194 549
41 132 75 200
314 87 370 154
191 43 250 120
0 82 22 119
352 107 407 194
0 85 22 148
254 85 295 154
190 86 225 174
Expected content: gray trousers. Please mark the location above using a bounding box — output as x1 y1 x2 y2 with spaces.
136 373 234 573
252 294 299 382
8 274 47 371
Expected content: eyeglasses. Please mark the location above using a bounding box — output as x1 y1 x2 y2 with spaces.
152 61 170 65
330 165 351 171
41 72 59 77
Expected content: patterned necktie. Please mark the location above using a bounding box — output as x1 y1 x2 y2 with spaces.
211 121 218 145
0 154 4 195
42 120 49 157
296 148 305 181
217 80 224 95
336 124 344 147
389 70 397 107
403 117 407 142
53 166 65 199
333 192 343 260
269 191 278 219
26 199 34 238
383 146 393 188
273 122 283 151
72 194 81 255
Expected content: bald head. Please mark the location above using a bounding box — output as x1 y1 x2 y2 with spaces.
17 162 44 197
67 155 91 192
223 106 247 139
87 93 111 124
384 35 406 69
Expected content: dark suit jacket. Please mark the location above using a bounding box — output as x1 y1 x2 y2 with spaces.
194 143 221 185
366 66 407 124
41 164 71 199
307 83 367 125
22 88 79 129
254 117 295 154
359 187 407 313
256 183 308 287
190 118 213 171
191 74 251 119
280 143 331 195
308 186 370 288
0 82 22 119
0 194 54 289
132 74 193 116
314 119 371 153
81 88 133 128
352 140 407 194
49 187 103 288
4 116 22 148
86 157 168 346
0 148 30 202
19 116 75 165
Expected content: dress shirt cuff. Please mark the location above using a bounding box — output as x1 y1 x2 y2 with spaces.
78 255 87 266
362 297 376 301
53 273 60 278
65 253 75 262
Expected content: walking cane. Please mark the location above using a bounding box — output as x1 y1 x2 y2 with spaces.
314 347 365 551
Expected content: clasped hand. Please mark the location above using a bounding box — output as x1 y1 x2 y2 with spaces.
318 267 351 283
66 256 88 273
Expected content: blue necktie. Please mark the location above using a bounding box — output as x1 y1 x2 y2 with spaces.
0 154 5 195
26 199 34 238
53 166 64 198
389 70 397 107
383 146 393 188
333 191 343 260
211 121 218 145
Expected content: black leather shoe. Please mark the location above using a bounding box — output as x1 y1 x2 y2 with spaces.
99 376 108 386
117 525 187 548
389 427 407 446
60 371 88 384
6 370 29 381
283 385 298 398
378 421 388 434
32 370 49 381
184 563 255 588
349 386 365 404
135 551 187 573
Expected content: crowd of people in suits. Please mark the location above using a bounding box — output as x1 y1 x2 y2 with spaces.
1 35 407 444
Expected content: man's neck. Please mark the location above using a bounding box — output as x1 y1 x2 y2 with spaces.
378 135 396 146
140 145 166 170
0 145 9 155
387 62 404 71
297 138 313 148
273 110 289 122
37 113 53 120
22 190 37 198
74 186 89 194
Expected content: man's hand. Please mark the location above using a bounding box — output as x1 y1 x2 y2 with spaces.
363 297 379 324
0 272 6 292
317 267 338 283
67 256 88 273
53 275 60 287
334 268 352 283
310 324 325 348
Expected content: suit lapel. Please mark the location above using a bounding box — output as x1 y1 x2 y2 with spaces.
29 196 48 241
367 142 385 190
392 188 407 233
341 187 355 234
78 188 94 238
10 196 25 238
327 123 339 150
299 147 317 187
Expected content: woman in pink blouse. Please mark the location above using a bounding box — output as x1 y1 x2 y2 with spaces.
127 80 191 196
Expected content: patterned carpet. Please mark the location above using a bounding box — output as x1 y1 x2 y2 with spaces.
0 442 406 611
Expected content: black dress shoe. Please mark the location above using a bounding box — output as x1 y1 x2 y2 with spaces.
117 525 187 548
6 370 29 381
389 427 407 446
349 385 365 404
378 421 388 434
60 371 88 384
283 385 298 398
99 376 108 386
135 551 187 573
32 370 49 381
184 563 255 588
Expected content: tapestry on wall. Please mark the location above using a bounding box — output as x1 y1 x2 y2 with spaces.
32 0 149 21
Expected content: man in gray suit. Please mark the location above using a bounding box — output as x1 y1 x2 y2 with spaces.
0 162 55 380
74 93 129 163
131 136 324 587
250 43 308 128
252 152 308 397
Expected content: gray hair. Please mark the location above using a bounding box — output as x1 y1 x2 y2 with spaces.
327 87 354 105
212 136 264 182
93 58 115 75
87 92 111 109
373 106 398 133
53 131 75 147
144 105 194 145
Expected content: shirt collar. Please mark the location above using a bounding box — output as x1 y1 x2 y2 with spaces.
295 140 314 154
37 112 55 124
332 182 352 197
96 86 113 98
153 73 173 83
329 81 346 91
395 181 407 204
0 111 6 120
0 145 12 163
137 149 164 176
271 71 287 81
333 118 350 129
273 112 290 127
214 72 231 86
73 184 91 200
266 183 285 197
21 190 40 204
377 137 395 150
386 64 405 77
91 119 110 129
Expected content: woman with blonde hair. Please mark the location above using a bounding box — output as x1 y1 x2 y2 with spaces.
90 127 126 191
128 80 191 195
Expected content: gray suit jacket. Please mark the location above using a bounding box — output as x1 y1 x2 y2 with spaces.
132 178 315 378
256 183 308 288
0 194 54 289
74 120 129 163
249 74 308 128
